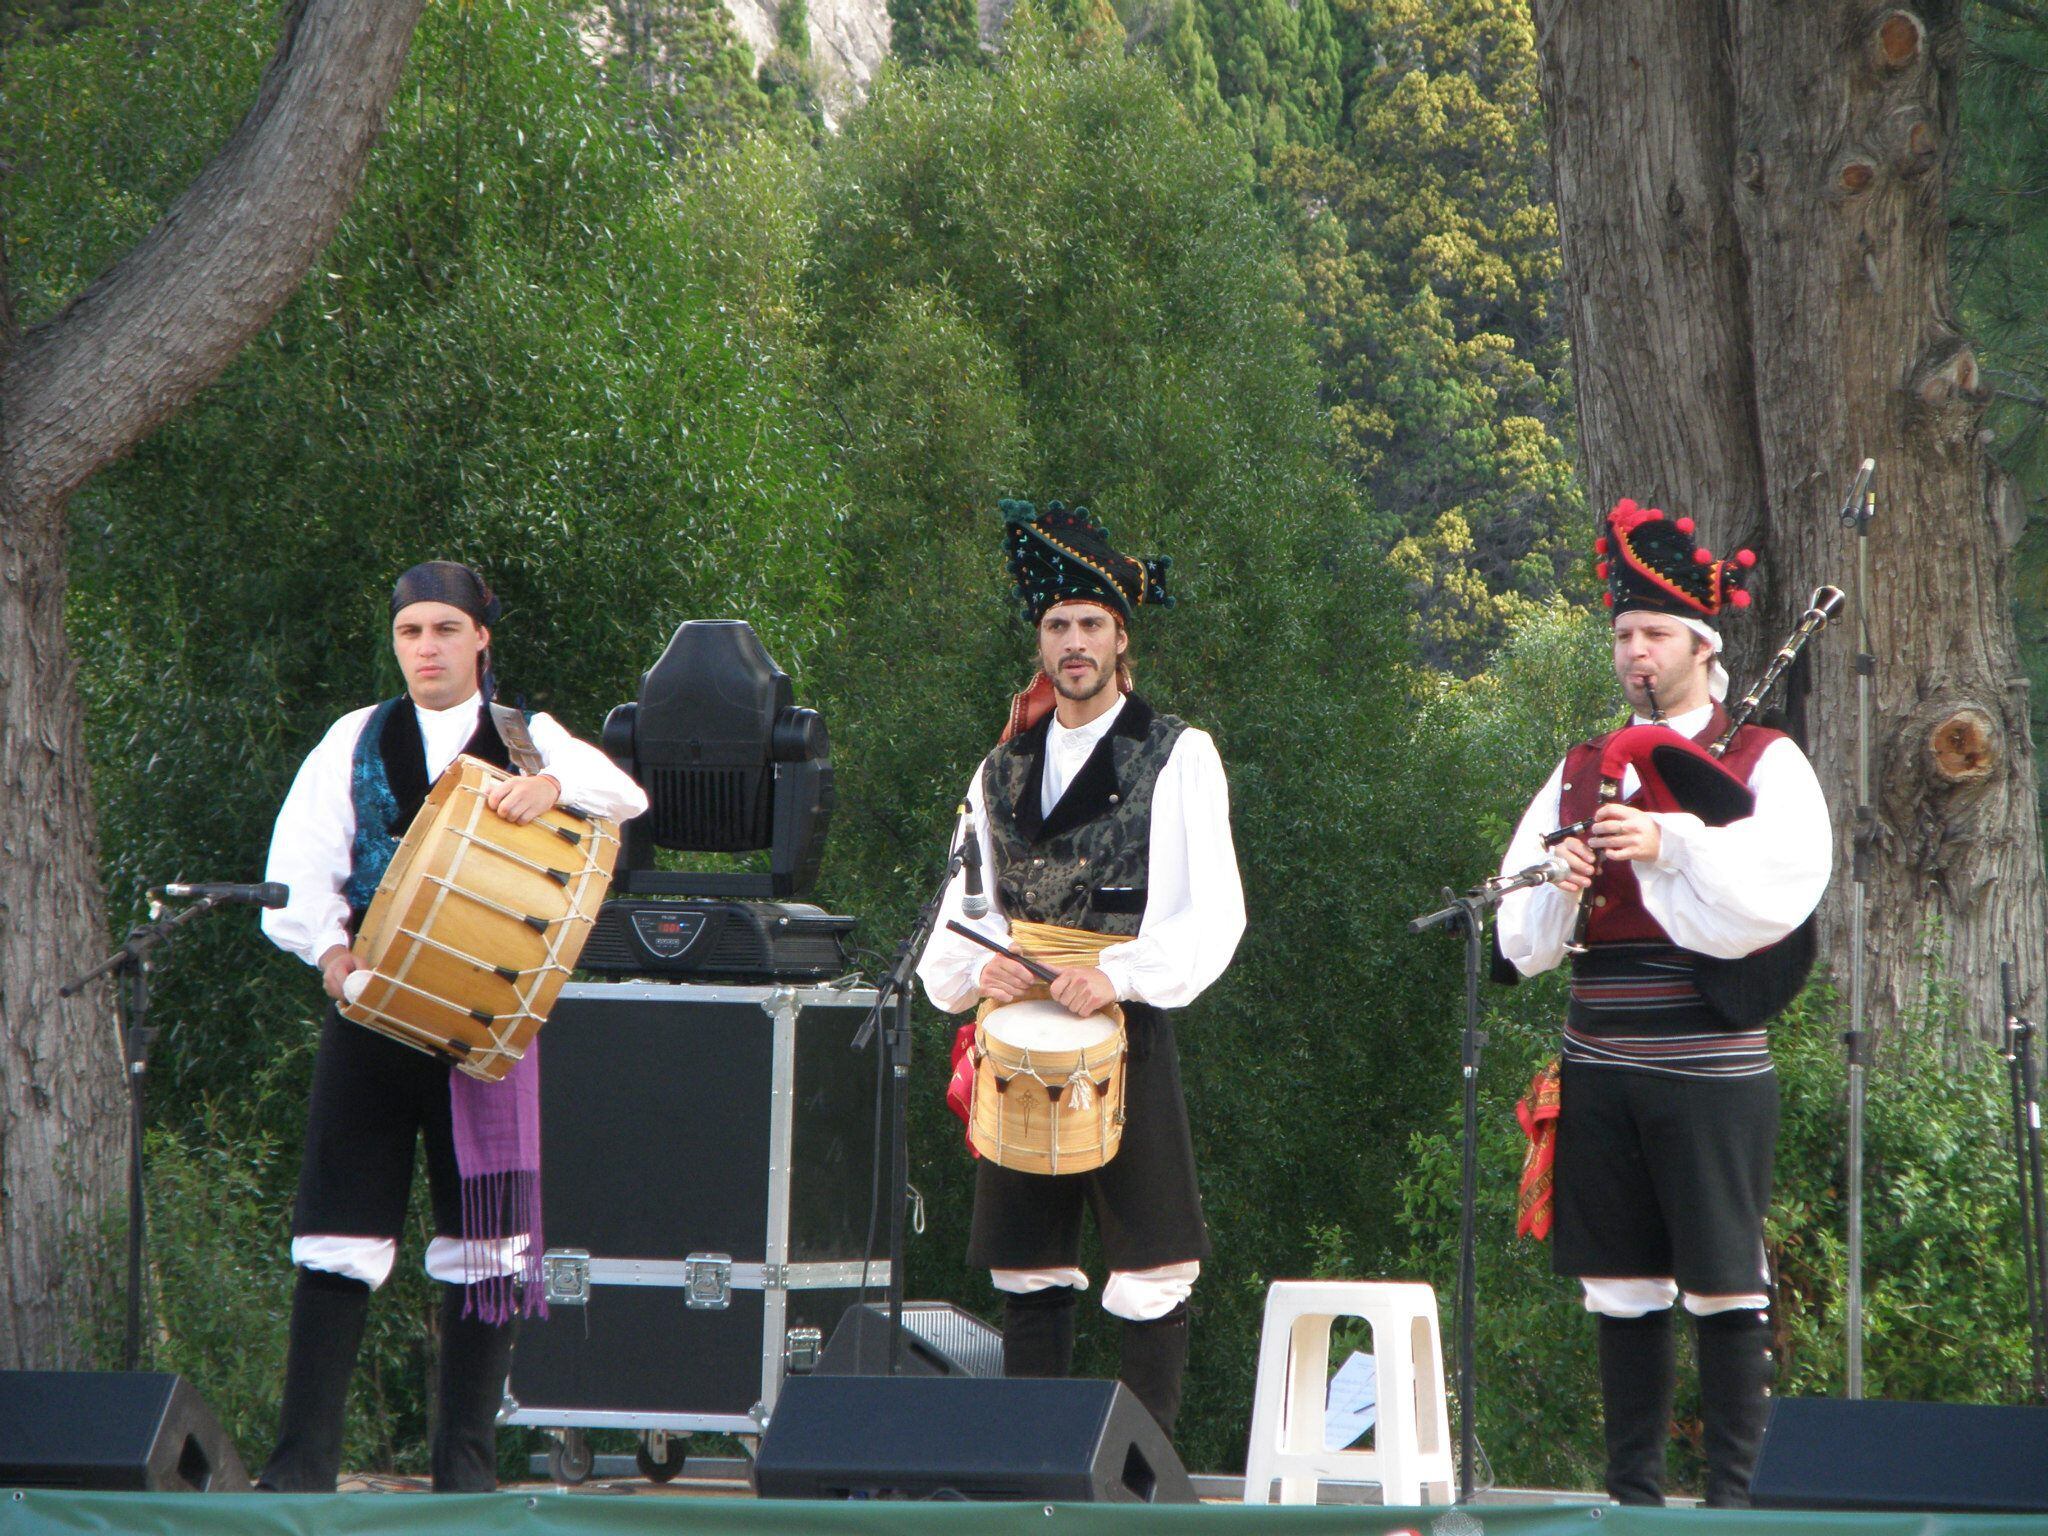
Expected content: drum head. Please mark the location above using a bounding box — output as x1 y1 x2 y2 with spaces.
983 997 1118 1051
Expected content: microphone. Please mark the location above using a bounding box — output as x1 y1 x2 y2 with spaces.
160 881 290 908
1483 857 1571 895
959 804 989 920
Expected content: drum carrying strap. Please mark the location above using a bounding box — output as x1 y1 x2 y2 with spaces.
945 921 1128 1149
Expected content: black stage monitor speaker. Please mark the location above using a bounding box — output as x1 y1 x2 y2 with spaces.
0 1371 250 1492
814 1301 1005 1379
753 1376 1196 1503
1752 1398 2048 1513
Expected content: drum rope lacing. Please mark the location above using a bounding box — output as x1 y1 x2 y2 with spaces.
346 776 618 1080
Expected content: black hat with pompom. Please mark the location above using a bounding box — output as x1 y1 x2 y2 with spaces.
1002 499 1172 625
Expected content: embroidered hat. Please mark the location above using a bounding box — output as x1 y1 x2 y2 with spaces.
1003 499 1172 625
1595 499 1755 620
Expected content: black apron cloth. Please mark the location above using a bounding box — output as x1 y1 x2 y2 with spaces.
1551 1055 1778 1295
967 1005 1210 1273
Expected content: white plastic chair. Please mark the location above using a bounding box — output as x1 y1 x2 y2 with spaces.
1241 1280 1454 1507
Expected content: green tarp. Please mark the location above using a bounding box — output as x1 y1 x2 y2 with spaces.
7 1497 2048 1535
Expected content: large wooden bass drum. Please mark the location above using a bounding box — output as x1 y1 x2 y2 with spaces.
340 755 620 1081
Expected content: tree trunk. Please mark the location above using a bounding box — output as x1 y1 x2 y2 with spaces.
1531 0 2045 1047
0 0 425 1367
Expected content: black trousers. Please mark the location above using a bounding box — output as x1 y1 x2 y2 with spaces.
967 1007 1210 1272
293 1007 465 1240
1552 1059 1778 1296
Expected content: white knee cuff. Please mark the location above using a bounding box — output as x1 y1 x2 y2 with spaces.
1682 1291 1771 1317
991 1267 1090 1296
1581 1277 1679 1317
424 1235 529 1284
1102 1262 1199 1322
292 1235 396 1290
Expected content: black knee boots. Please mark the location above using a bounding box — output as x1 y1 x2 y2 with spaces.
258 1267 371 1492
1003 1285 1080 1378
1695 1309 1774 1508
1597 1309 1676 1506
430 1284 517 1493
1118 1304 1191 1443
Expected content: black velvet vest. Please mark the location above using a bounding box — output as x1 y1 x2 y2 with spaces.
982 696 1187 937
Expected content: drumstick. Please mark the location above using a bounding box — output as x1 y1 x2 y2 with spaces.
945 920 1059 984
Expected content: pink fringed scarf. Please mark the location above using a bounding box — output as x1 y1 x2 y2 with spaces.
450 1043 546 1322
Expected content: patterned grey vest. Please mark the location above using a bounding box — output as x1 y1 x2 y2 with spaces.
982 696 1188 937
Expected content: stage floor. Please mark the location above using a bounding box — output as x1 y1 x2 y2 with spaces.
9 1491 2048 1533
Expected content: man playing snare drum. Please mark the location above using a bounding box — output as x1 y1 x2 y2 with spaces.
917 501 1245 1443
257 562 647 1491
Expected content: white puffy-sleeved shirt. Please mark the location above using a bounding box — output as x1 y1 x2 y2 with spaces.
1496 702 1832 975
915 696 1247 1014
261 692 650 967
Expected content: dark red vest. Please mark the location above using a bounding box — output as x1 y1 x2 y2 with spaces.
1559 704 1785 949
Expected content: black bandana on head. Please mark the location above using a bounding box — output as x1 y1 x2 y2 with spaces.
1002 499 1172 625
390 561 502 627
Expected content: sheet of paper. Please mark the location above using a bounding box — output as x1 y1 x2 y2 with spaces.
1323 1349 1378 1451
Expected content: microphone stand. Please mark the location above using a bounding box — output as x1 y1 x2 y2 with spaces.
61 891 234 1372
2002 962 2048 1403
851 823 969 1374
1838 458 1875 1399
1408 872 1539 1504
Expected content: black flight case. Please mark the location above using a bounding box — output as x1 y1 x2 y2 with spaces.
504 979 886 1476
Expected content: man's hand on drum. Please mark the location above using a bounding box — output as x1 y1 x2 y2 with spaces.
1588 803 1661 864
1552 834 1596 893
977 954 1038 1006
1049 965 1117 1017
320 945 362 1002
486 773 561 826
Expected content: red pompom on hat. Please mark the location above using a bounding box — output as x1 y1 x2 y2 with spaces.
1735 548 1757 568
1694 547 1714 565
1731 590 1752 609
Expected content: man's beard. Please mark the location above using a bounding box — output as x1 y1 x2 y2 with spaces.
1048 656 1113 703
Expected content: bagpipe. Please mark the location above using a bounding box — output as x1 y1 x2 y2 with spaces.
1542 585 1846 1024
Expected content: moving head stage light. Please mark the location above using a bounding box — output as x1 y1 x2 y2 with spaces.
582 621 854 982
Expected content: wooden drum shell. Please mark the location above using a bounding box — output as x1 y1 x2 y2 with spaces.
968 1000 1127 1176
341 755 619 1081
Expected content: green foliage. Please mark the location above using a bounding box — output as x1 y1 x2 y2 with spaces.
16 0 838 1472
807 16 1456 1471
887 0 980 71
590 0 790 146
1956 13 2048 811
1129 0 1582 671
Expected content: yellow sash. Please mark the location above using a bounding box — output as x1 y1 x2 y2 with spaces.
973 918 1126 1027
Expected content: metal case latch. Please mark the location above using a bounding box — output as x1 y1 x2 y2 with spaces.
542 1249 591 1307
785 1326 824 1374
684 1252 734 1310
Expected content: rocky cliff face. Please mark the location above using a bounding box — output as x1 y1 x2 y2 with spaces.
725 0 891 127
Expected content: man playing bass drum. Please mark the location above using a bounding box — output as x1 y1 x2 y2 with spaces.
1496 501 1831 1508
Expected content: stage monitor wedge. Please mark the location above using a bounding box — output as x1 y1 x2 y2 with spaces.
753 1376 1195 1503
813 1300 1004 1379
0 1371 250 1492
1752 1398 2048 1513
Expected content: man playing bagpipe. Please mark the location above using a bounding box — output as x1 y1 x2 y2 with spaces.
917 501 1246 1444
1496 501 1832 1507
